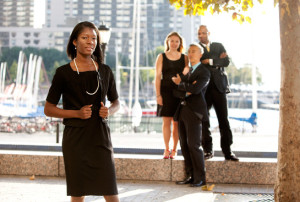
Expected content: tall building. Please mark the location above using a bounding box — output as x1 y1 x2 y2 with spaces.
45 0 201 65
0 27 72 51
0 0 201 65
0 0 34 27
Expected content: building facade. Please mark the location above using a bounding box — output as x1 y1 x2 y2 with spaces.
0 27 72 51
0 0 34 27
1 0 201 65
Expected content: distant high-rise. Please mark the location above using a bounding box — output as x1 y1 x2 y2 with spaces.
0 0 201 63
0 0 34 27
45 0 201 65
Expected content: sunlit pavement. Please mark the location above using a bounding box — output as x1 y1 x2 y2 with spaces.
0 131 276 201
0 175 274 202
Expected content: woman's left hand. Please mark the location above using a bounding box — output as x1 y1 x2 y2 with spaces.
99 102 109 118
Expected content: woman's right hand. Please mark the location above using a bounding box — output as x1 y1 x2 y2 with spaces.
157 95 163 106
182 66 190 75
78 105 92 119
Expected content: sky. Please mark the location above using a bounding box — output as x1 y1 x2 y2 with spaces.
33 0 281 91
201 1 281 91
33 0 45 28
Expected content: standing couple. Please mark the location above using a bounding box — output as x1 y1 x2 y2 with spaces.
155 25 239 187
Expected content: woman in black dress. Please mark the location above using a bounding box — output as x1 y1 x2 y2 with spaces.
155 32 188 159
44 21 120 202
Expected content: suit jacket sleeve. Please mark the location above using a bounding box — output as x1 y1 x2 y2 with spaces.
178 67 210 95
211 43 230 68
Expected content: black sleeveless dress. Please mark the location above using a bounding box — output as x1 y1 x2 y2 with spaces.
158 53 185 117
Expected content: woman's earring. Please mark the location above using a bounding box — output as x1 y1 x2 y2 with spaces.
75 46 77 50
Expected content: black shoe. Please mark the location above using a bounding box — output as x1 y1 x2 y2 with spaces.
225 154 239 161
204 152 214 160
190 180 206 187
176 176 193 185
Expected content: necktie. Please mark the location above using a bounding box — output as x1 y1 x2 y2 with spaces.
188 67 193 79
206 44 210 52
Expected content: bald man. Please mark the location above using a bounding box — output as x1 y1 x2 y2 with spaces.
198 25 239 161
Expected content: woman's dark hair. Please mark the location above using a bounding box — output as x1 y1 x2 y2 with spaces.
164 32 184 53
66 21 103 64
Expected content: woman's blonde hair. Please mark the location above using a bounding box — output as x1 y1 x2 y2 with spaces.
164 32 184 53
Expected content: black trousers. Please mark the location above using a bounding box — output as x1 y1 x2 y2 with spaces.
202 82 233 157
178 105 206 182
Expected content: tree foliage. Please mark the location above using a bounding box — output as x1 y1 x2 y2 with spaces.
227 62 262 85
8 60 18 82
145 46 164 67
169 0 278 23
0 47 69 81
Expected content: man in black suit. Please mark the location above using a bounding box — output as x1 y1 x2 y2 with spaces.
198 25 239 161
172 43 210 187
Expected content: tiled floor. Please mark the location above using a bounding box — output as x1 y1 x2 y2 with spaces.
0 175 274 202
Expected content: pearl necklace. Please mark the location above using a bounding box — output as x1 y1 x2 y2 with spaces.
73 58 100 95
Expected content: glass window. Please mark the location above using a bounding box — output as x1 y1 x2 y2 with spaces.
88 16 95 21
33 40 40 45
55 39 64 45
83 10 94 15
34 33 40 38
24 32 31 37
54 32 63 37
24 39 30 44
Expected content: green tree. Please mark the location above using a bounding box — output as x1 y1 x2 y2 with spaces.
227 62 262 85
8 60 18 82
144 46 164 67
227 63 240 84
50 61 61 77
140 69 155 85
119 53 130 67
0 47 22 68
0 47 69 81
39 48 69 79
105 52 116 71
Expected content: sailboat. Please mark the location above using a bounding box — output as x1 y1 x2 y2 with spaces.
0 51 43 117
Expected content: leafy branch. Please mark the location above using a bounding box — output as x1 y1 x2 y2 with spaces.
169 0 279 23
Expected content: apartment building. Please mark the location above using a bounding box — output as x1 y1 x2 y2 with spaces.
0 0 34 27
0 0 201 65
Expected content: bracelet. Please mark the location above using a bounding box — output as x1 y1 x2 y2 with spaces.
156 95 161 97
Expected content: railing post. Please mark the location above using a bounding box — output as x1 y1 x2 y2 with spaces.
56 122 59 143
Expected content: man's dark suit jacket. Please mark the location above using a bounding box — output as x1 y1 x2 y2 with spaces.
173 63 211 122
200 42 230 94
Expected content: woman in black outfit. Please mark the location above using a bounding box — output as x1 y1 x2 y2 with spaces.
155 32 188 159
44 21 120 202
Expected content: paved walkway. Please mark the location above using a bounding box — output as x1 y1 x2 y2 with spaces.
0 175 274 202
0 122 278 201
